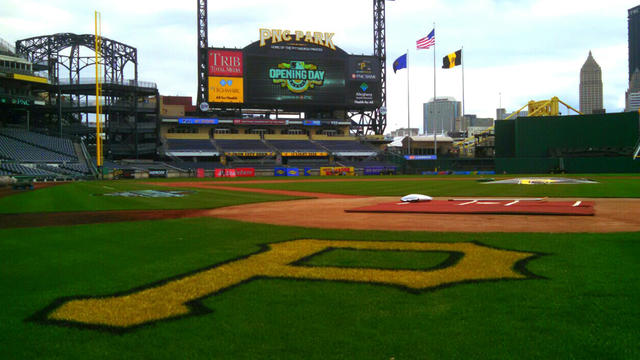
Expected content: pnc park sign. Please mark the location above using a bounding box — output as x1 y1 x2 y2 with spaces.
259 28 336 50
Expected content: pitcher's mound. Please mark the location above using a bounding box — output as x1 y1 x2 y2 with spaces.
346 199 595 216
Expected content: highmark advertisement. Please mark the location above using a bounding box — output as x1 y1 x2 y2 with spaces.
208 76 244 103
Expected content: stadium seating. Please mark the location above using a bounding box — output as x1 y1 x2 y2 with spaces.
0 127 93 178
0 128 76 157
286 159 332 168
0 163 57 177
267 140 326 153
214 140 273 153
315 140 378 154
0 135 77 162
166 139 217 152
60 163 91 175
226 159 277 169
339 160 398 168
166 161 226 170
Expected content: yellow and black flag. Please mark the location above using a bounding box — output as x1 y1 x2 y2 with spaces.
442 49 462 69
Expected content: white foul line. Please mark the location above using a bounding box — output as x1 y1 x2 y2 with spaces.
572 201 582 207
505 200 520 206
457 200 478 206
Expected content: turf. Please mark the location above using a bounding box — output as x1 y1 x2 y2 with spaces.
302 248 453 270
0 180 301 214
222 175 640 198
1 217 638 359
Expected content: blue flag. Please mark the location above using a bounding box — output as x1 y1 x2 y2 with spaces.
393 53 407 73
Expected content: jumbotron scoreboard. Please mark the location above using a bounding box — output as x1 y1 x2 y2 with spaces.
207 28 381 111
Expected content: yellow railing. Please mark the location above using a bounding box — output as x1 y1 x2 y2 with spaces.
214 134 261 140
311 135 355 141
264 134 310 140
164 133 209 140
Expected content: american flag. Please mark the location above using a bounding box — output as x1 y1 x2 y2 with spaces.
416 29 435 50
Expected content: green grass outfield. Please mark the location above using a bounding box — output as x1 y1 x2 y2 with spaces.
0 180 301 214
216 174 640 198
3 174 640 214
0 176 639 359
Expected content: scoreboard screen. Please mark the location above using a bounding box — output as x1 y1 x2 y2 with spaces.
208 32 380 110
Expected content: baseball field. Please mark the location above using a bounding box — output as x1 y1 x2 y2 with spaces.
1 175 639 359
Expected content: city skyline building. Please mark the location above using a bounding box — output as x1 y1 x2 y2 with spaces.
389 128 419 137
423 97 461 135
626 69 640 111
579 51 603 114
629 5 640 81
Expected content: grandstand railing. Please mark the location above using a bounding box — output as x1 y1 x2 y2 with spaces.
58 78 157 89
80 138 98 177
56 99 156 110
0 64 33 76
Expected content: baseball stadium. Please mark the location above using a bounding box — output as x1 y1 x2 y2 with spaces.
1 1 640 359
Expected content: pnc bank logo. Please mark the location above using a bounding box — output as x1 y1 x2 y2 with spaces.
269 61 325 94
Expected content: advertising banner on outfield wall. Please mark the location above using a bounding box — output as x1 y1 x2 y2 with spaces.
235 168 256 177
274 167 287 176
215 169 235 178
364 166 397 175
148 169 168 178
113 169 136 179
320 167 355 176
214 168 256 178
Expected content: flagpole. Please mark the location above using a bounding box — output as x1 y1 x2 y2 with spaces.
461 46 465 122
407 48 411 155
433 23 437 159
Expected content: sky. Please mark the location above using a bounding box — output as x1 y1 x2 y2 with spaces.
1 0 637 134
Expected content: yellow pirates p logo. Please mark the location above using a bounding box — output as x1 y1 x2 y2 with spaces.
33 240 544 332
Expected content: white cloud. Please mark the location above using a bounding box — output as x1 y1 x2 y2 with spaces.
1 0 637 134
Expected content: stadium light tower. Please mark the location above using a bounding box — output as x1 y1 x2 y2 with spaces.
197 0 208 108
372 0 387 135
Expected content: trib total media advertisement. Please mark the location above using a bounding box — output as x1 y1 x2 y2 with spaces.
207 28 381 110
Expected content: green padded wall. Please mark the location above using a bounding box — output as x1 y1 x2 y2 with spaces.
494 120 515 157
495 112 640 173
514 112 638 157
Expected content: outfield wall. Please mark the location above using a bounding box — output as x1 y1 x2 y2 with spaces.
495 112 640 173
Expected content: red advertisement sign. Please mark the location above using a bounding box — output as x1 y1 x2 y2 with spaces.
215 168 255 178
215 169 233 178
196 168 205 178
209 50 243 77
234 168 255 177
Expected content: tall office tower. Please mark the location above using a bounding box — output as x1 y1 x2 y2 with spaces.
626 69 640 111
629 5 640 80
579 51 603 114
423 97 461 134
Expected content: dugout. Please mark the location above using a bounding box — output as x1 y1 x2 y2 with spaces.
495 112 640 173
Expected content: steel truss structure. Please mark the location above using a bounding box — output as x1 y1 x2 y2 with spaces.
196 0 388 135
197 1 208 108
15 33 159 159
